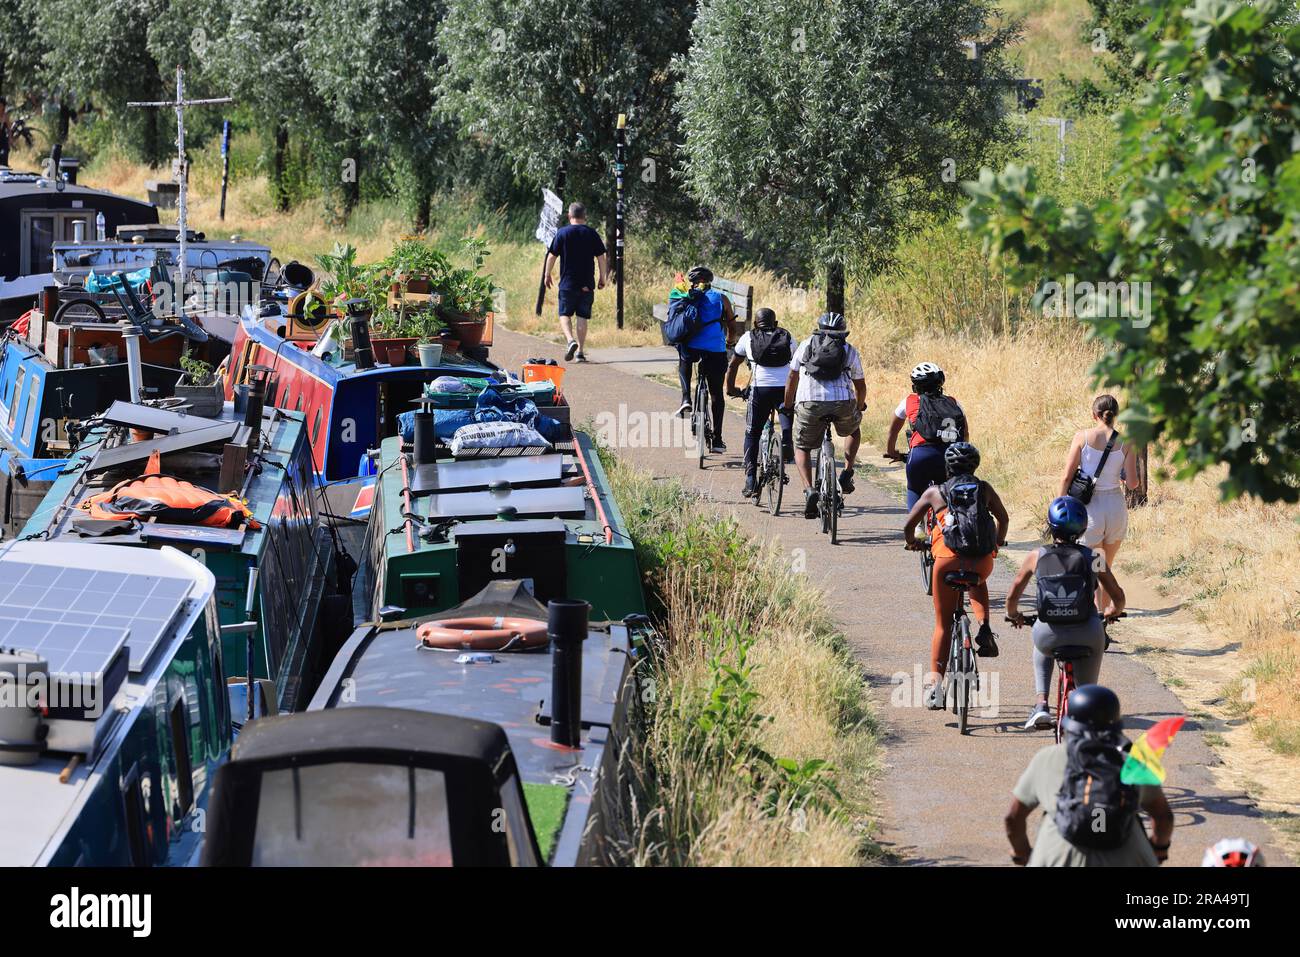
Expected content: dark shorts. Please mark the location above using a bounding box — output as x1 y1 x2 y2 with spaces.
557 287 594 320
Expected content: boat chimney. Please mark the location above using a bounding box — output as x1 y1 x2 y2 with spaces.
72 219 85 244
346 298 375 370
244 365 272 448
120 323 144 403
412 396 437 465
547 598 589 749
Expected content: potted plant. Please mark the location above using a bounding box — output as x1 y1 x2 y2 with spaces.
414 313 447 367
369 308 416 365
175 354 224 417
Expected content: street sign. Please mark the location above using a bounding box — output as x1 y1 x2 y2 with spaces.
535 187 563 246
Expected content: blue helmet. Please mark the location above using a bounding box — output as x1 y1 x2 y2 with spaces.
1047 495 1088 539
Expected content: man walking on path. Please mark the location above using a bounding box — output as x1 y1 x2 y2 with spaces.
544 202 608 362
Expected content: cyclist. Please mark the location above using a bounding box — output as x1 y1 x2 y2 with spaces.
884 362 968 509
1005 685 1174 866
727 306 794 498
675 265 735 454
903 441 1008 708
782 312 866 518
1005 496 1126 730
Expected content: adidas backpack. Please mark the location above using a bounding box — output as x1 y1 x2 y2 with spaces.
1035 544 1096 625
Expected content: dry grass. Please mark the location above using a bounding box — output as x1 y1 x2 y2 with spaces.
606 461 879 866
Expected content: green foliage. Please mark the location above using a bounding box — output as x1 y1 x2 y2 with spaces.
179 354 216 387
963 0 1300 502
676 0 1019 301
437 0 694 218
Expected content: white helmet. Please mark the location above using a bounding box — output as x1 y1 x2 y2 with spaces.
910 361 943 382
1202 838 1265 867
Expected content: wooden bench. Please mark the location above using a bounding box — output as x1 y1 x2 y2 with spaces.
653 276 753 345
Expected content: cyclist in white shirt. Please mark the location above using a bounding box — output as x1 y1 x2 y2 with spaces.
782 312 866 519
727 308 794 498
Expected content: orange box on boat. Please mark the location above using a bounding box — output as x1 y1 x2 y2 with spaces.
522 362 565 396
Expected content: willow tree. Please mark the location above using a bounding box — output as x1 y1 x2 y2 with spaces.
677 0 1016 313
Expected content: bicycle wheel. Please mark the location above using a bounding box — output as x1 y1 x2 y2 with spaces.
1054 664 1074 744
920 511 935 595
764 421 784 515
695 380 710 470
823 439 839 544
53 297 108 324
956 618 972 734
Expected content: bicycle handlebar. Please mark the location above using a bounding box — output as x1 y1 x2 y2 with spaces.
1005 611 1127 626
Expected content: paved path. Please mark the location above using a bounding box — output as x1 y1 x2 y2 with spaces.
496 327 1288 866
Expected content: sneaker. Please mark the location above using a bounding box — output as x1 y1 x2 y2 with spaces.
803 488 820 519
576 351 588 363
564 340 579 361
711 440 727 454
1024 702 1053 730
839 467 856 495
975 622 999 658
742 475 756 498
924 683 944 711
675 401 691 419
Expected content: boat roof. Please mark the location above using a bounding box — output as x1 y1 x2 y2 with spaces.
23 402 309 552
0 170 156 210
0 541 214 867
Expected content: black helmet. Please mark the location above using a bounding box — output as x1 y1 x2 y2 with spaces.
943 441 979 475
817 311 846 332
687 265 713 285
1066 684 1122 730
754 307 777 329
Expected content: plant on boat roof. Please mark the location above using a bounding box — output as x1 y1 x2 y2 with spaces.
379 237 495 322
411 310 447 343
179 354 217 387
317 242 387 315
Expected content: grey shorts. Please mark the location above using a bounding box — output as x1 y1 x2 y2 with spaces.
1081 488 1128 547
794 399 861 449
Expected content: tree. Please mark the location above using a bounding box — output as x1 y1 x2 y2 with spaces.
962 0 1300 502
676 0 1016 312
304 0 451 227
437 0 694 226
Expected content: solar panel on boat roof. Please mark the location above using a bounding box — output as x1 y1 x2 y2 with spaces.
0 562 193 673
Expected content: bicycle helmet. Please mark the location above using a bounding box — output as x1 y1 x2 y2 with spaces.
1065 684 1122 729
754 307 777 329
1046 495 1088 540
1202 838 1265 867
687 265 713 285
943 441 980 475
910 361 945 393
817 311 847 331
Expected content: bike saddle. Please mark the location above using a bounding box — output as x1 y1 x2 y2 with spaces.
943 569 982 589
1052 644 1093 662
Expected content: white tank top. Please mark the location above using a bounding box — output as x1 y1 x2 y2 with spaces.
1079 436 1124 492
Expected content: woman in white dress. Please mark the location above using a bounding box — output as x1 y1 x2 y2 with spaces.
1058 395 1140 617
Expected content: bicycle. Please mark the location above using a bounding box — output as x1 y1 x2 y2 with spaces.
1007 611 1125 742
746 389 788 515
691 367 713 470
811 418 842 544
938 568 983 734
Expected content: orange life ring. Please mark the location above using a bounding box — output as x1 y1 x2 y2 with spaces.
417 616 549 651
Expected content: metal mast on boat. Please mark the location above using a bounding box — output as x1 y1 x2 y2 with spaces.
128 66 232 321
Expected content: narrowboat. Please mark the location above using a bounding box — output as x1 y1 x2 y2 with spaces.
0 540 231 866
0 159 157 323
20 393 349 714
0 289 223 537
201 417 651 866
224 304 510 517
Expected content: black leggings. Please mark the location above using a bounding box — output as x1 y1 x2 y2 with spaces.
678 348 728 441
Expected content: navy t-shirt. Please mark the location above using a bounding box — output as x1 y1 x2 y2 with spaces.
548 224 606 291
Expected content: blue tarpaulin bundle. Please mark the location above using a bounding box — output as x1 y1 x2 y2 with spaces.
85 268 151 293
398 385 565 443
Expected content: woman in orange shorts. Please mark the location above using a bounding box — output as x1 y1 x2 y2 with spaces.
903 442 1009 709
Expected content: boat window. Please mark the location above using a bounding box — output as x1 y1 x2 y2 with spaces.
19 211 92 274
251 763 453 866
120 765 151 867
294 395 303 413
168 696 195 816
279 385 290 408
19 374 39 446
7 368 26 430
311 408 322 443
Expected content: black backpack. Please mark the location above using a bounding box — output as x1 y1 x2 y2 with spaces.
911 393 966 446
802 331 848 381
1054 723 1140 850
1036 544 1096 625
939 475 997 557
748 327 793 367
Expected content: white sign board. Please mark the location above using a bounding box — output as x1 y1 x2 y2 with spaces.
535 188 563 246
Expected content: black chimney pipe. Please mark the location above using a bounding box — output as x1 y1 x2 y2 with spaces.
547 598 589 748
346 298 374 370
